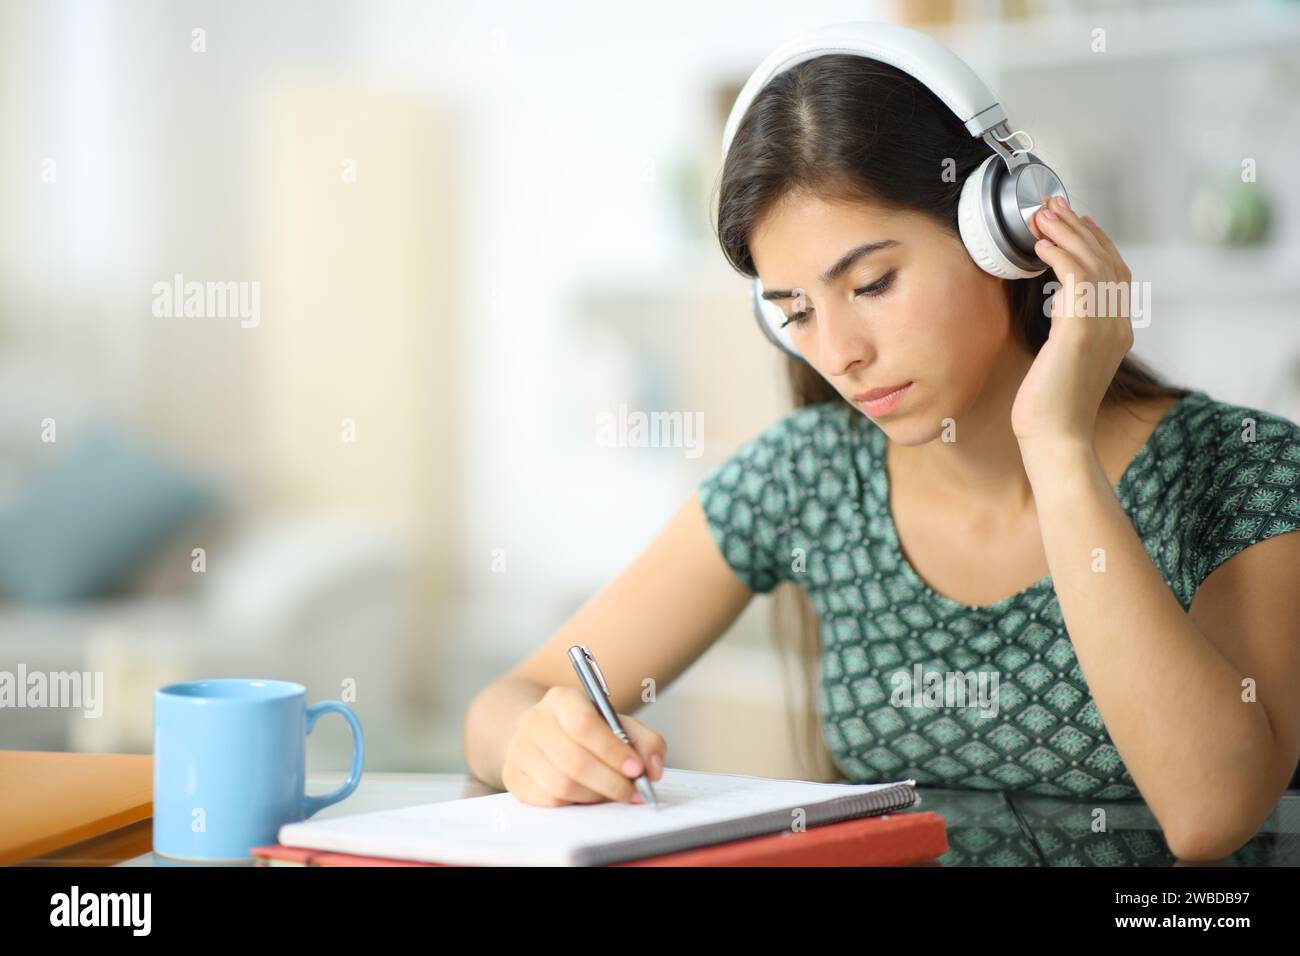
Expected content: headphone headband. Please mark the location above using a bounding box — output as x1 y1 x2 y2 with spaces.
721 20 1008 159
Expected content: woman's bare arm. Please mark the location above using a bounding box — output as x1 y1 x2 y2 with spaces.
462 489 754 790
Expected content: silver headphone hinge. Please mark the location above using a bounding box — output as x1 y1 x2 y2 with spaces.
983 123 1034 171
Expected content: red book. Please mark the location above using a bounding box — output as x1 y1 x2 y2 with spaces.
251 810 946 867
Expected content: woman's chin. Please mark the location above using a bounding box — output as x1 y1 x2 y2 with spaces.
881 423 934 446
851 392 933 445
861 408 947 446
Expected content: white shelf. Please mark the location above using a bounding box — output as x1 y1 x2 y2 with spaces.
1121 240 1300 302
932 1 1300 74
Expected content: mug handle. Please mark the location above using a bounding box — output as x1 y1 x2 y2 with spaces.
301 700 365 819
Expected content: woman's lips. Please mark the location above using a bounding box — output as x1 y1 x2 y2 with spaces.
854 382 911 402
854 381 912 416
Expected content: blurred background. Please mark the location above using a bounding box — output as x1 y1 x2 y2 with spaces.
1 0 1298 778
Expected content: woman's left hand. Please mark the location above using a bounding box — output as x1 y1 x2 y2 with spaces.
1010 195 1135 447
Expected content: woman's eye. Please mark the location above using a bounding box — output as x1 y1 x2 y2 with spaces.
778 269 897 329
855 269 897 299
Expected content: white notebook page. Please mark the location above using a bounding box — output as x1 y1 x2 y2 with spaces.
278 768 916 866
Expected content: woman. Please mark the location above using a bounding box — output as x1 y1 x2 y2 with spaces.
463 45 1300 863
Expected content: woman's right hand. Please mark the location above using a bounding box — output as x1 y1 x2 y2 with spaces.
501 686 667 807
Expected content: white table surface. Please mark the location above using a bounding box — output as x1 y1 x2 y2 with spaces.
119 771 498 866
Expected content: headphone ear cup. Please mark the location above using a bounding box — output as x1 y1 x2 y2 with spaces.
958 155 1047 280
751 278 807 362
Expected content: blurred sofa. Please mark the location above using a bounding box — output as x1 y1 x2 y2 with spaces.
0 360 418 769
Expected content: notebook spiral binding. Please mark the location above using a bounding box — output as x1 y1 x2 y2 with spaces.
578 780 920 866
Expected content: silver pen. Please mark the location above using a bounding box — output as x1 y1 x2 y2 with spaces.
567 644 659 807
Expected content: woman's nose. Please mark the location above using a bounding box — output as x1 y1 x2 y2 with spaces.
815 299 873 374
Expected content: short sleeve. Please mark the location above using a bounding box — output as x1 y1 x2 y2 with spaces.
696 413 803 595
1187 411 1300 596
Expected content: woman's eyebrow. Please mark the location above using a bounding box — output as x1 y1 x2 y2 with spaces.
760 239 901 301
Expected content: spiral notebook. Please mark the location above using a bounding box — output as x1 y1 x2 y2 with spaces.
277 768 920 867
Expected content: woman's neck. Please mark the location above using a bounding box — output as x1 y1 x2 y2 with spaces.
888 348 1038 515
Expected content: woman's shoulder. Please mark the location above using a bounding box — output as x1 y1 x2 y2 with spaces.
695 400 862 594
698 400 866 505
1135 387 1300 501
1154 388 1300 599
1161 388 1300 473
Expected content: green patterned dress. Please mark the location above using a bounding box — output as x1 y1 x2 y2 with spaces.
697 388 1300 801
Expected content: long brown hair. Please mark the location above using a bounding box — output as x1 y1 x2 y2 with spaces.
713 54 1189 782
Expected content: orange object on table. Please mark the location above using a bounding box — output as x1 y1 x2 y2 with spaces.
0 750 152 866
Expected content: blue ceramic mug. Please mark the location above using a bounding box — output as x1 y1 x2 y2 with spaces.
153 678 364 861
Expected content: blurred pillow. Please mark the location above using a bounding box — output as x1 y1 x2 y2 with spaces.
0 424 215 604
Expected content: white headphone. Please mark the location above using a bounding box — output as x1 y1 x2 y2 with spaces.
721 20 1070 360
